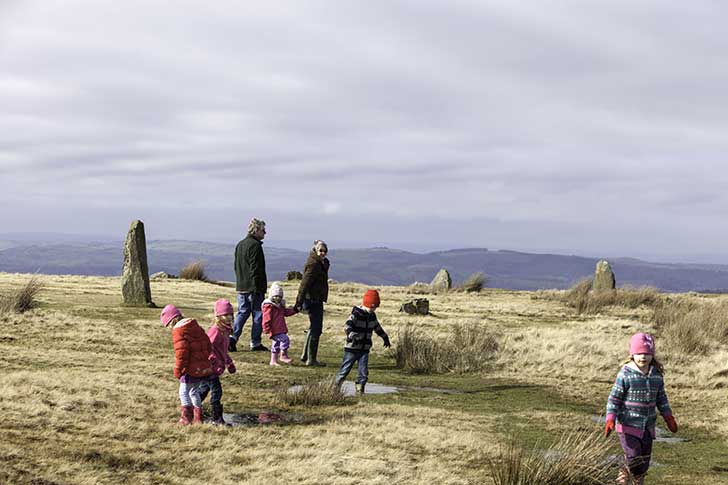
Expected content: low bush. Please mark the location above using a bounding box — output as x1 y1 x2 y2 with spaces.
394 322 498 374
488 429 617 485
0 277 43 314
277 378 347 406
179 261 208 282
457 272 487 293
653 298 728 355
562 279 660 314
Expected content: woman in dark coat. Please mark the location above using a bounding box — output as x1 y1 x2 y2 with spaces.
295 240 330 366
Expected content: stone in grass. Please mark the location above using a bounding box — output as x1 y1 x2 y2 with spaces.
121 219 155 307
399 298 429 315
430 268 452 293
151 271 177 280
592 260 616 291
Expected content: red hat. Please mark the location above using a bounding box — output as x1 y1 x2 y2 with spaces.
362 289 380 308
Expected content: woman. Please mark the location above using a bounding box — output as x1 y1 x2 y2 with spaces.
296 240 330 367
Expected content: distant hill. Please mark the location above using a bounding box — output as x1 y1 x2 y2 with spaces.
1 239 728 292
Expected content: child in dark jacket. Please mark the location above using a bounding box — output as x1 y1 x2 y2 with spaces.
161 304 213 425
199 299 237 425
334 289 390 394
605 332 678 485
262 282 299 366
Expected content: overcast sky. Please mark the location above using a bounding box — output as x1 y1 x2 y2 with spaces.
1 1 727 260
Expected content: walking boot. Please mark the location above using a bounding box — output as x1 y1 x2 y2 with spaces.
270 352 280 366
355 383 366 395
211 403 230 426
178 405 193 425
280 349 292 364
300 331 311 362
306 335 326 367
192 406 204 424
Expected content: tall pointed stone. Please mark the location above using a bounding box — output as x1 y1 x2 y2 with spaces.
121 220 154 306
592 260 616 291
430 268 452 293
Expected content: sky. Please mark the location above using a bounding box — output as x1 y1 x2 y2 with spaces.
1 1 728 261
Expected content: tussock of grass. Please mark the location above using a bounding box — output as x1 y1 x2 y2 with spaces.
407 282 432 295
179 261 209 282
488 429 617 485
277 378 347 406
654 298 728 355
395 322 498 374
457 272 487 293
0 276 43 314
562 278 660 314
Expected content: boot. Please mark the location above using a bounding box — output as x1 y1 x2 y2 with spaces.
211 403 229 426
355 383 366 395
178 405 193 425
300 331 311 362
192 406 203 424
270 352 280 366
280 349 292 364
306 335 326 367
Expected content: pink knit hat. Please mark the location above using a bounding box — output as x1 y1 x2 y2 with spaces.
160 304 182 327
214 298 234 317
629 332 655 355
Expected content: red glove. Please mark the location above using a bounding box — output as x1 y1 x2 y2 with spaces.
664 415 678 433
604 418 615 438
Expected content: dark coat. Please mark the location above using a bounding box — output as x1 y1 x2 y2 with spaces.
234 235 267 294
296 250 330 306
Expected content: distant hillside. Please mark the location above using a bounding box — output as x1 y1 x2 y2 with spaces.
1 239 728 292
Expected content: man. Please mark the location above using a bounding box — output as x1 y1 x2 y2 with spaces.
229 218 268 352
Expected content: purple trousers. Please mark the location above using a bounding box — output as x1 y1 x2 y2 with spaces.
618 432 653 478
271 333 290 353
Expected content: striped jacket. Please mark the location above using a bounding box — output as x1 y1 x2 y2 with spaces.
606 362 672 438
344 306 389 352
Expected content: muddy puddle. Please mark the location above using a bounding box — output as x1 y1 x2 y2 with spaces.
222 411 307 426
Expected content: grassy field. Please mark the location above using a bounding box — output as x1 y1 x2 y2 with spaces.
1 273 728 484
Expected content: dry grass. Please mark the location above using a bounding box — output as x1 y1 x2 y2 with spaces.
179 261 209 282
561 278 660 314
653 298 728 355
394 322 498 374
276 378 347 406
457 272 487 293
488 429 617 485
0 276 43 314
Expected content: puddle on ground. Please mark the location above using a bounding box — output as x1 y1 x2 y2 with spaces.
591 416 690 443
287 382 399 397
222 411 306 426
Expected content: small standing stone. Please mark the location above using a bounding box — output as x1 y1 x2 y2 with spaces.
121 220 154 306
430 268 452 293
592 260 616 291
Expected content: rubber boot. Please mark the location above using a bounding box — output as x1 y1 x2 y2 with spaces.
192 406 203 424
211 403 229 426
178 405 193 425
300 331 311 362
355 383 366 395
270 352 280 366
306 335 326 367
280 349 292 364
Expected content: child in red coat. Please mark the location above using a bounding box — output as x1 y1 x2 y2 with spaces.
262 282 299 366
200 299 237 425
161 304 213 425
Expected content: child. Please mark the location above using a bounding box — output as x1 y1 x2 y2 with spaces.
160 304 213 425
200 298 237 425
334 289 390 394
262 282 299 366
604 332 678 484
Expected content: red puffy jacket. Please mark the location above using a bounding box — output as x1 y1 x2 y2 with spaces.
172 318 213 379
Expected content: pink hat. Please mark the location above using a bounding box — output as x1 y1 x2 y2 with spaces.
629 332 655 355
160 304 182 327
214 298 234 317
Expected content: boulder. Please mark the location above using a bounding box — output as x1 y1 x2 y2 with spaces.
592 260 616 291
151 271 176 280
286 271 303 281
121 220 154 306
399 298 429 315
430 268 452 293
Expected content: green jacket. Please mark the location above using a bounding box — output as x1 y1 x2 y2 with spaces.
234 235 267 293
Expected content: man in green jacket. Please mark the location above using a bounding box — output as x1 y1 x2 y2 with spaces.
229 218 268 352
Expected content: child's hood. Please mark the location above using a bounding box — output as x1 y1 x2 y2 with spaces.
173 317 196 329
351 305 375 319
263 298 285 308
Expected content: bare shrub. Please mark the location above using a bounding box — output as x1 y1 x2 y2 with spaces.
457 272 487 293
277 378 347 406
488 429 617 485
562 279 660 314
562 278 593 314
653 298 728 355
179 261 208 282
395 323 498 374
0 277 43 314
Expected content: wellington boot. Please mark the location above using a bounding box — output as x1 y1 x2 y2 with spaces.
270 352 281 366
280 349 292 364
300 331 311 362
192 406 204 424
306 335 326 367
178 405 193 425
211 403 230 426
355 383 366 395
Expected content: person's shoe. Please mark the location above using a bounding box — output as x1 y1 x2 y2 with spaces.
355 383 366 395
270 352 280 366
211 403 230 426
178 405 193 425
279 350 292 364
228 338 237 353
305 360 326 367
305 335 325 367
251 344 269 352
192 406 204 424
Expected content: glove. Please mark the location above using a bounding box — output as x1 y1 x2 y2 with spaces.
228 363 236 374
664 415 678 433
604 418 615 438
382 335 391 348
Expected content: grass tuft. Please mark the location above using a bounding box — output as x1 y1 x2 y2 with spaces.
0 276 43 314
653 298 728 355
179 261 209 282
457 272 487 293
561 279 660 314
277 378 347 406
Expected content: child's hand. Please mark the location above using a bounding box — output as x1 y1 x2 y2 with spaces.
664 415 678 433
382 335 391 348
604 418 615 438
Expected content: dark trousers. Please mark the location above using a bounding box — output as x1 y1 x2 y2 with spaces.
305 300 324 336
335 349 369 385
232 291 264 347
199 376 223 406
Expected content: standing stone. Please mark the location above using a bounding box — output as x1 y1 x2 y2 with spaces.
430 268 452 293
121 220 154 306
592 260 616 291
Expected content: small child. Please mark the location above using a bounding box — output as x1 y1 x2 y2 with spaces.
334 289 390 394
262 282 299 366
200 298 237 425
605 332 678 485
160 304 213 425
